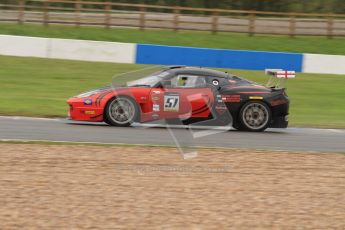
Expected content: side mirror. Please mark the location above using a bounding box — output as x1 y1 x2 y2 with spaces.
161 80 172 89
207 83 221 91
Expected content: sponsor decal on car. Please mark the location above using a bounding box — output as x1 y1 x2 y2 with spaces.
164 93 180 112
152 90 161 94
153 104 160 112
249 96 264 100
221 95 241 103
152 113 159 119
152 96 160 101
84 110 96 115
84 98 92 105
215 105 227 115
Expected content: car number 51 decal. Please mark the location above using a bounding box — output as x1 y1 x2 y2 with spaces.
164 93 180 112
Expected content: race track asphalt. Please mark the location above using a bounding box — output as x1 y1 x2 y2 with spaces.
0 116 344 152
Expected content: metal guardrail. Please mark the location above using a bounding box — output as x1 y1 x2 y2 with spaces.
1 0 345 38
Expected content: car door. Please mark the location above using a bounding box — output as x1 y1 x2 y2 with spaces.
149 74 214 121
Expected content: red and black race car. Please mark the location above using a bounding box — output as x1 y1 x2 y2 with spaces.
67 66 294 132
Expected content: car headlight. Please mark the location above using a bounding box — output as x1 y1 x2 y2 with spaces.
76 90 99 98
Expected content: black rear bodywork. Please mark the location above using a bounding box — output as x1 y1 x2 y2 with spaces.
164 67 290 129
220 87 289 129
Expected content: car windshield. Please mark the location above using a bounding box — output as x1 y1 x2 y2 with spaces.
126 71 169 87
111 66 168 87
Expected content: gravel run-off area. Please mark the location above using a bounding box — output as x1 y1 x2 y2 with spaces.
0 144 344 229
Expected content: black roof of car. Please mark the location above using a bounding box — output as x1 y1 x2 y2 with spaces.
166 66 230 78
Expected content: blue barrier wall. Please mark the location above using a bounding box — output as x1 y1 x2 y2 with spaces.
136 44 303 71
2 35 345 74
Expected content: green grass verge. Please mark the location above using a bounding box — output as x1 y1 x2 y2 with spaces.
1 55 345 128
2 23 345 55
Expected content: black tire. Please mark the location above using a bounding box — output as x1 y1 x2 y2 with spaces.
104 96 140 127
238 100 271 132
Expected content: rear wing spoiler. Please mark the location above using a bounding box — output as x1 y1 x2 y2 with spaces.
265 69 295 89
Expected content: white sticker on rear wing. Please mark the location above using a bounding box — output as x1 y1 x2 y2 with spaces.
276 71 296 79
265 69 296 88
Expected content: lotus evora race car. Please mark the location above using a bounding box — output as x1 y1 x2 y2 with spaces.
67 66 294 132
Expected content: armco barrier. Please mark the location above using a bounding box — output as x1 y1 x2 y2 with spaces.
0 35 48 58
48 38 136 64
0 35 344 74
0 35 136 64
303 54 345 75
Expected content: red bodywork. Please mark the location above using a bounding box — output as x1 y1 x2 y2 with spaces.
67 87 215 123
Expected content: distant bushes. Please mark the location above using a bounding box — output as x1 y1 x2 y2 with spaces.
6 0 345 14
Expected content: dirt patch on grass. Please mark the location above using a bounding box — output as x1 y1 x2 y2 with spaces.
0 144 344 229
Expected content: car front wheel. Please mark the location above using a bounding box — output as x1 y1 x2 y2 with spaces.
104 96 139 127
239 101 271 132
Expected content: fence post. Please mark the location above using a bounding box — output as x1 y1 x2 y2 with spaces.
75 0 82 27
43 0 49 26
327 14 333 39
212 11 219 34
139 6 146 30
105 2 111 29
289 13 296 38
248 11 256 36
173 6 180 32
17 0 25 24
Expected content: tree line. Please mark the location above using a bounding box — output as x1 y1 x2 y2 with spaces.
4 0 345 14
139 0 345 13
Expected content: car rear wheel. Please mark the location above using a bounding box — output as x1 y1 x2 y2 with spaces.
239 101 271 132
104 96 139 127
